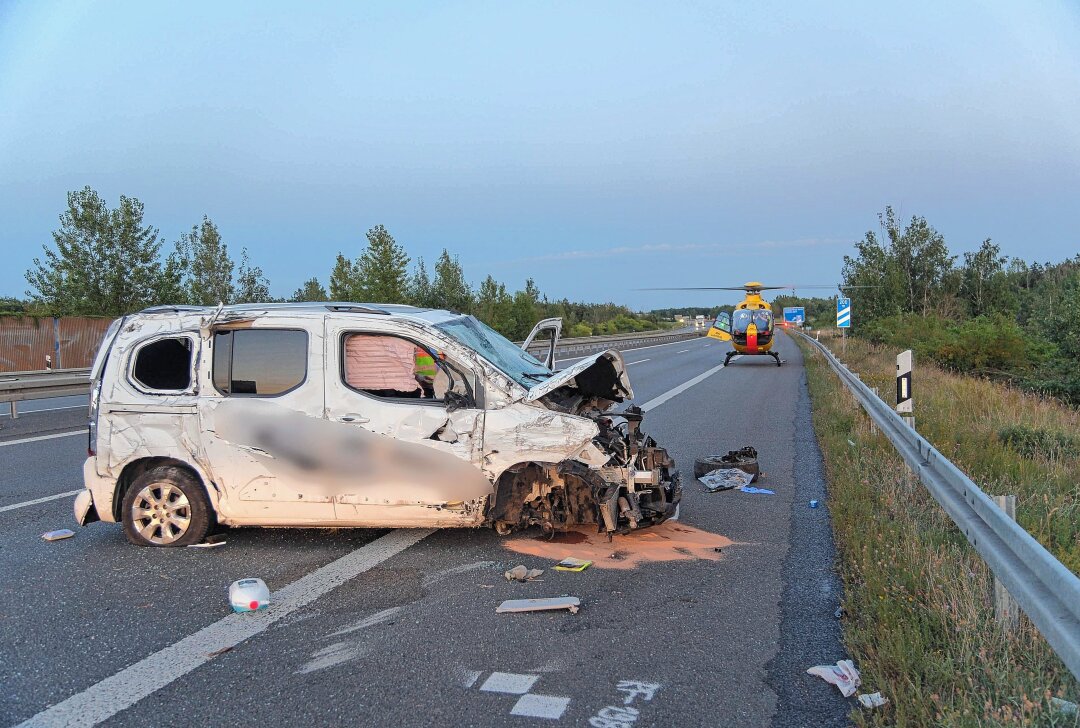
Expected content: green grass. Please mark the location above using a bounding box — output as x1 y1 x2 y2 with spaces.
796 332 1079 727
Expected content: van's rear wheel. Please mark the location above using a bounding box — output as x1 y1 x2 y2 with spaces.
122 466 211 547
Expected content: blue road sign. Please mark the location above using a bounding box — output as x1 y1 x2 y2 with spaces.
837 297 851 328
783 307 805 326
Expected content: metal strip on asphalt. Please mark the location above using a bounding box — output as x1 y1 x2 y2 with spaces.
14 528 435 728
0 489 82 514
0 430 85 447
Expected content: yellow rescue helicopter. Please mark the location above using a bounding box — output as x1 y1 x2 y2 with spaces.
647 282 840 367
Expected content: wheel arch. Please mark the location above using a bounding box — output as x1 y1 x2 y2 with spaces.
112 457 215 522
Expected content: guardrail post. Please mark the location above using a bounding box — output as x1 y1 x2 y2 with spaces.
994 495 1019 631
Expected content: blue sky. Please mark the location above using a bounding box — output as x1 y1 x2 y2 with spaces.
1 0 1078 309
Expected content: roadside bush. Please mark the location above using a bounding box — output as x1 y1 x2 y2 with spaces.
568 322 593 337
998 424 1080 460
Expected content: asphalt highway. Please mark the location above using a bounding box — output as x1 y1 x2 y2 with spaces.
0 332 850 727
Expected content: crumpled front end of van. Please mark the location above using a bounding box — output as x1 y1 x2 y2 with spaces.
488 350 681 535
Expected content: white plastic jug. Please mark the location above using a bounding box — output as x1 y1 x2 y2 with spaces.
229 578 270 612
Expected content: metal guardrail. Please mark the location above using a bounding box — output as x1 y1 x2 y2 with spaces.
0 329 703 417
0 368 92 417
794 330 1080 679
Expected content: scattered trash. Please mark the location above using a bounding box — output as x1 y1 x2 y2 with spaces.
42 529 75 542
554 557 592 572
694 446 759 481
834 607 843 619
496 597 581 615
857 692 889 709
699 468 754 492
847 439 856 447
740 486 775 495
188 540 226 549
807 659 861 697
206 646 234 658
229 578 270 613
504 565 544 582
1051 697 1078 717
809 500 819 508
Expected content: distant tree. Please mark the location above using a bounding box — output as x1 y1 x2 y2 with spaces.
182 216 234 305
509 278 542 339
408 257 434 307
155 240 191 305
234 249 272 303
961 239 1014 317
355 224 410 303
328 253 356 300
476 274 513 333
431 249 474 313
290 276 328 302
25 187 166 316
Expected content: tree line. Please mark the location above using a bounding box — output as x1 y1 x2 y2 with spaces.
781 206 1080 403
18 186 666 341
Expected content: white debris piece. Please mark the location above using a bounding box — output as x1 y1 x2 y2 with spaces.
496 597 580 615
857 692 888 709
42 529 75 542
504 565 544 582
807 659 861 697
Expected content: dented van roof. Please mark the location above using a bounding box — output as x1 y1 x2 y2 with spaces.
136 302 464 325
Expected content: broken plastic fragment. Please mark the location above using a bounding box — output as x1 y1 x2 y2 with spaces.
189 540 226 549
554 557 592 572
857 691 887 709
1051 698 1078 717
42 529 75 541
504 565 544 582
496 597 580 614
699 468 754 492
740 486 775 495
807 659 861 697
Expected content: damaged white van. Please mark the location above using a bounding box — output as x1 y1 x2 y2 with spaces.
76 303 680 546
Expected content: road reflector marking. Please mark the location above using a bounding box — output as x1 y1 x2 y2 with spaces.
14 528 433 728
0 489 82 514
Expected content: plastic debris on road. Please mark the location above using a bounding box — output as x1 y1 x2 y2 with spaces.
554 557 592 572
229 578 270 613
1051 698 1078 717
42 529 75 541
740 486 775 495
496 597 580 615
188 540 226 549
857 692 888 709
809 500 819 508
699 468 754 492
504 565 544 582
807 659 861 697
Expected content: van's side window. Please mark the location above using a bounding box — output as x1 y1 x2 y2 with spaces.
212 330 307 396
132 337 193 392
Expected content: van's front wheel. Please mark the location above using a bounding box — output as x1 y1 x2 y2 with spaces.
122 466 211 547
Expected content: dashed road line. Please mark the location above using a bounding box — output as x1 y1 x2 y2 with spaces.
638 363 727 413
676 349 689 353
0 489 82 514
0 430 85 447
626 358 650 365
14 528 434 728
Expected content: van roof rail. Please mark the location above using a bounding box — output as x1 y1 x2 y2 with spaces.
324 304 391 315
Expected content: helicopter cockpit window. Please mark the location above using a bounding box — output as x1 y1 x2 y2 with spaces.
753 310 772 331
732 310 753 333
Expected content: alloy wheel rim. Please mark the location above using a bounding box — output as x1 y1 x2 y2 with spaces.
131 482 191 544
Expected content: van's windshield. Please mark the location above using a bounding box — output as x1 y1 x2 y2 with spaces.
435 315 552 389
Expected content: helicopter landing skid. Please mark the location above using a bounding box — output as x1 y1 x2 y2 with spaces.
724 350 782 367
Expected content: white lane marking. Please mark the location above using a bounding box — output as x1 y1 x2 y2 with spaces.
15 528 434 728
2 404 85 417
0 430 84 447
626 358 650 365
638 364 727 413
511 694 571 720
676 349 689 353
0 490 82 514
555 336 706 365
481 672 540 694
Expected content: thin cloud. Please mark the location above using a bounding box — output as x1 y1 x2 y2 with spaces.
488 237 850 266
